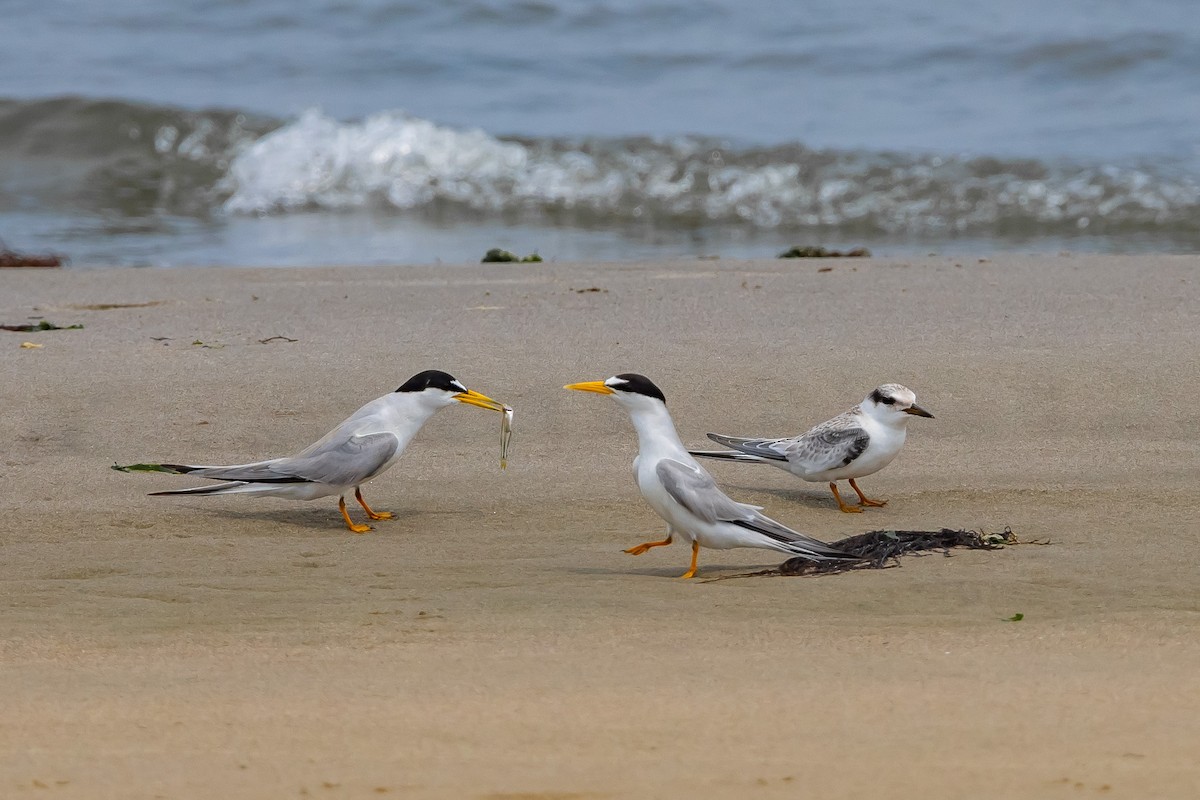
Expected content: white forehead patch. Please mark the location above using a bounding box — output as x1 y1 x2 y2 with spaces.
886 385 915 404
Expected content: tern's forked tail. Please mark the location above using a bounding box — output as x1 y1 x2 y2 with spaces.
688 449 770 463
730 518 861 562
698 432 790 462
147 481 251 496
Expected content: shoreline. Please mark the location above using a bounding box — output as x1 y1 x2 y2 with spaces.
2 255 1198 798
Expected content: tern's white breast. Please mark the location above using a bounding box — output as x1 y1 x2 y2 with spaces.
816 416 908 481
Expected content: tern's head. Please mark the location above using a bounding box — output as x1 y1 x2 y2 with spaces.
395 370 507 412
862 383 933 424
564 373 667 411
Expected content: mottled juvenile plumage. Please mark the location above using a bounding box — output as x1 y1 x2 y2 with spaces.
690 383 933 513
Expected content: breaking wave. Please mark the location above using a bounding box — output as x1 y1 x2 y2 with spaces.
5 98 1200 241
220 109 1200 238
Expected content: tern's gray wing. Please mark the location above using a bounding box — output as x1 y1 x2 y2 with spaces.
655 458 757 525
655 458 853 559
271 432 400 486
707 413 870 472
704 433 789 461
178 432 399 487
776 424 870 474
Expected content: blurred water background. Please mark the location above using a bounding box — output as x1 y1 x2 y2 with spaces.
1 0 1197 267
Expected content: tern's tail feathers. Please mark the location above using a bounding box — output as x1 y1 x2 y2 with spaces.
700 433 789 462
141 460 304 483
114 461 282 478
688 449 770 464
733 517 859 562
149 481 250 496
148 480 307 497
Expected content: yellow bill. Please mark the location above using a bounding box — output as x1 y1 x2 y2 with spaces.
454 388 508 412
564 380 614 395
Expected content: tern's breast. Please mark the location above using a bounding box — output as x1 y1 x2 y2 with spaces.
634 457 686 525
829 422 907 479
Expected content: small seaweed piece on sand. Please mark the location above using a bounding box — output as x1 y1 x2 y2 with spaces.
482 248 543 263
778 245 871 258
111 462 181 473
713 528 1018 580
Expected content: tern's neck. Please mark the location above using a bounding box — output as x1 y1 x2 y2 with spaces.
861 404 908 431
384 393 444 444
627 401 687 456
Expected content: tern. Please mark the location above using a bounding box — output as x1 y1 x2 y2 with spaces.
690 383 933 513
136 370 508 532
565 373 855 578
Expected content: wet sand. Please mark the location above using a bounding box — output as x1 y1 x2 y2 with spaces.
2 255 1198 798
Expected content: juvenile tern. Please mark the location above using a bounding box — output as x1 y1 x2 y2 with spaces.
137 370 508 532
565 373 855 578
690 383 933 513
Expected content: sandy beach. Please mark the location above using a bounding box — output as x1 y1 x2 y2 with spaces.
2 255 1198 799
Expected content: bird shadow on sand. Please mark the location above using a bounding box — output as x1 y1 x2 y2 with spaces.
566 560 782 580
164 502 428 535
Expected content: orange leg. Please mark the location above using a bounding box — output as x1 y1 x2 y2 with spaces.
829 482 863 513
355 487 394 520
679 541 700 579
339 496 373 533
849 478 887 508
625 532 673 556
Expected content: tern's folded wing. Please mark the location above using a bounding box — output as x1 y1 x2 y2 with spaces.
656 458 853 559
704 433 789 461
271 432 400 487
171 432 399 487
778 426 870 473
655 458 757 524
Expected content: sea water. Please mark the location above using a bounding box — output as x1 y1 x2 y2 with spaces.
1 0 1197 266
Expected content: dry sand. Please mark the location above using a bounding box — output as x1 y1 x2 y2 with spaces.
2 255 1198 799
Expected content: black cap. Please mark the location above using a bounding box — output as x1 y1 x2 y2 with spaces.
611 373 666 403
396 370 465 393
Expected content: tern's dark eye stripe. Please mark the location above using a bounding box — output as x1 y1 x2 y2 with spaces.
869 388 895 405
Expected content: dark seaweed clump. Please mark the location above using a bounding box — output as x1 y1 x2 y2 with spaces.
739 528 1016 579
778 245 870 258
482 248 543 263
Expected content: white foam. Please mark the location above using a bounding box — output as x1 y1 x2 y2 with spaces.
220 110 825 225
220 109 1200 235
222 109 530 213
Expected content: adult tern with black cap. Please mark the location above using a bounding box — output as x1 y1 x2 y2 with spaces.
565 373 855 578
131 370 509 533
